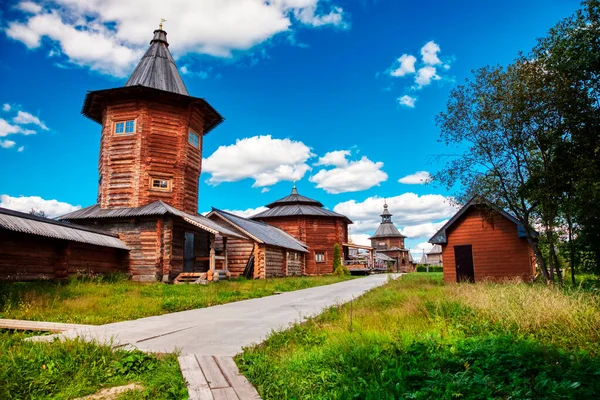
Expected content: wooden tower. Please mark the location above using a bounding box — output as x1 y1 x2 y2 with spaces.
81 27 223 214
369 201 411 272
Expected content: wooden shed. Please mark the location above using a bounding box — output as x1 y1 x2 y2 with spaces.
207 209 308 279
251 185 352 275
429 196 535 283
0 207 128 280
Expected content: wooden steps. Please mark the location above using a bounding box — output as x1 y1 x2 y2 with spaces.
178 354 261 400
174 271 230 284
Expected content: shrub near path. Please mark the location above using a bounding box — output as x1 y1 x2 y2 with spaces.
0 274 353 325
237 273 600 399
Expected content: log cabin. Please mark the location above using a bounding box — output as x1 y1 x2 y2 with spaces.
369 202 411 272
251 185 352 275
207 209 308 278
429 196 536 283
0 207 128 280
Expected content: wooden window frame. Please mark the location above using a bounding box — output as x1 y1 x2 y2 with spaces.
149 177 172 192
188 130 200 148
113 119 136 135
315 251 326 263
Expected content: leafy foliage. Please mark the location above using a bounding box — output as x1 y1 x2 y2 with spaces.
332 244 350 276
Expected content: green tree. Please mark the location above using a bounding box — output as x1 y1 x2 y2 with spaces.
332 244 349 276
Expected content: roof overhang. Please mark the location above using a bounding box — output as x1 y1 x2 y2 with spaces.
343 242 374 251
429 196 533 245
81 85 224 134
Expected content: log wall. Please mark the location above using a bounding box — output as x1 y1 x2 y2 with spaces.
98 99 205 214
286 251 304 275
442 207 535 283
254 216 348 275
218 236 254 278
265 246 285 277
0 231 127 280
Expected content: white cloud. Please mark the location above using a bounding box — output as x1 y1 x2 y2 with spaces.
421 41 441 65
333 193 457 235
350 233 371 247
0 140 16 149
310 151 388 194
398 95 416 108
261 187 270 193
398 170 431 184
0 194 81 218
17 146 25 152
0 119 21 137
2 104 11 112
314 150 350 167
390 54 417 77
5 0 348 77
13 111 49 130
400 220 447 239
180 66 209 79
411 241 434 260
203 135 313 188
221 206 269 219
414 66 440 88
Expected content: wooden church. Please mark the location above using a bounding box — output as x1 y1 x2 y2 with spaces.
369 202 411 272
251 185 352 275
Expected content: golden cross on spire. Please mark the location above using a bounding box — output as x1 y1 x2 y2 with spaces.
159 18 166 30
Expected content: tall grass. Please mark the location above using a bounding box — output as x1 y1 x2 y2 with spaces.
0 275 353 324
0 331 186 399
238 273 600 399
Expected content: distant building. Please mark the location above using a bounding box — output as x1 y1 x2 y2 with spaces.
252 185 352 275
427 245 443 266
429 196 535 282
369 202 411 272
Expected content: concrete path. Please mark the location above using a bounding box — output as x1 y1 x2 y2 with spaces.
47 274 398 356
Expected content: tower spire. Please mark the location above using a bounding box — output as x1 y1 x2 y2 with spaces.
291 181 298 195
380 200 392 223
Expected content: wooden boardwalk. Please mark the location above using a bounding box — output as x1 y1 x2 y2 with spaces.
178 354 261 400
0 318 93 333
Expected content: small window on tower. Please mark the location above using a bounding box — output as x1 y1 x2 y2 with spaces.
150 177 172 192
188 131 200 148
114 120 135 135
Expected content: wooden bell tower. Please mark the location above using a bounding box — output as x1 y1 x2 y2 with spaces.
81 26 223 214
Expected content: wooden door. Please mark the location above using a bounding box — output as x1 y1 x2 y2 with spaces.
454 245 475 283
184 232 194 272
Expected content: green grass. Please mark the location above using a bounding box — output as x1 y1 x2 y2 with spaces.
0 331 187 399
0 274 354 324
237 273 600 399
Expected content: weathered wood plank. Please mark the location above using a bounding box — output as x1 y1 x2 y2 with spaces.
178 354 213 400
215 356 261 400
211 388 239 400
0 319 92 332
197 356 230 389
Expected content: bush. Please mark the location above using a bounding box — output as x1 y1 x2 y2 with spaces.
416 265 443 272
332 244 350 276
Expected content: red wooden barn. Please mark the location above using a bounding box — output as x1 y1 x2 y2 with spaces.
429 196 535 283
251 185 352 275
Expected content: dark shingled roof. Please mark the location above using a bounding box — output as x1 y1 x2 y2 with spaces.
0 207 128 250
429 196 530 245
59 201 245 239
125 29 188 96
252 186 352 223
369 202 406 239
208 209 308 253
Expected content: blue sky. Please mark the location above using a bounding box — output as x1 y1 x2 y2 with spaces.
0 0 581 254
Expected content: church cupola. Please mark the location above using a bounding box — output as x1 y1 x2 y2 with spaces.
81 25 224 214
369 200 406 250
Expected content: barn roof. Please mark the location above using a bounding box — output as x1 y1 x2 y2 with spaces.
0 207 128 250
208 209 308 253
252 186 352 223
427 244 442 255
59 201 245 239
125 29 188 95
429 196 528 245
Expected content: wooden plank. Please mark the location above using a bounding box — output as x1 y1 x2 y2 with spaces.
215 356 261 400
0 319 92 333
178 355 213 400
211 388 239 400
197 356 230 389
